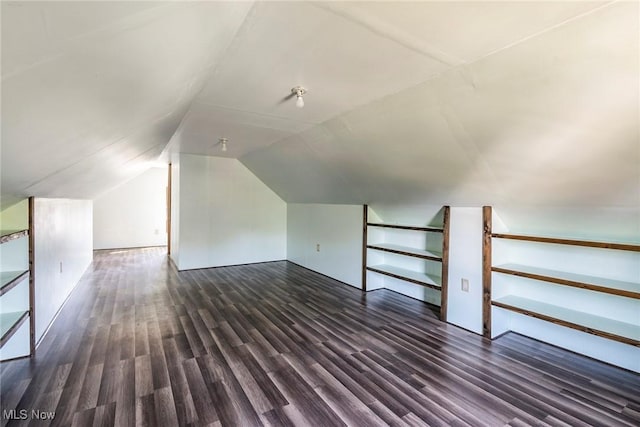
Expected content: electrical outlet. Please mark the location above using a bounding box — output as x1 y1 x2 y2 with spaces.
461 278 469 292
316 243 320 252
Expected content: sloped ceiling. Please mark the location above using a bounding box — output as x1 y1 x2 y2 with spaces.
239 1 638 209
1 1 253 207
2 1 639 234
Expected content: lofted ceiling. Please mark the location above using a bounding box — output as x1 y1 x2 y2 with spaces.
2 1 638 234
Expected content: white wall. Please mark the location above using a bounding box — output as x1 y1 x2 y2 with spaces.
93 167 167 250
176 154 286 270
446 208 483 334
495 206 640 243
287 204 363 288
34 198 93 343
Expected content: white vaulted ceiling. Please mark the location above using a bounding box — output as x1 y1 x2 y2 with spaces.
2 1 638 231
1 1 253 206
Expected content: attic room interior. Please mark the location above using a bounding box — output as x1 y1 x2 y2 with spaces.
0 1 638 426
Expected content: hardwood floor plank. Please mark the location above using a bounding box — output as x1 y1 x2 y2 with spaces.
165 354 197 425
133 320 150 357
181 358 219 424
208 378 262 427
134 394 156 427
153 387 178 427
269 364 346 427
358 353 456 427
236 344 289 409
96 363 122 407
367 400 411 427
1 248 638 427
134 356 154 398
76 363 103 411
359 370 413 419
92 402 116 427
71 408 95 427
43 363 72 395
114 359 135 427
311 362 388 427
261 407 295 427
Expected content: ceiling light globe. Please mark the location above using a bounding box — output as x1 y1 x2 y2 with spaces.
296 95 304 108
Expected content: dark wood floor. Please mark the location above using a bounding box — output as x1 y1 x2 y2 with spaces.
1 247 639 427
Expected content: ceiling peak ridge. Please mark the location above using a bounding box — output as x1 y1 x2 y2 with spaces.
459 0 619 68
2 2 185 81
312 2 463 67
307 0 623 134
161 2 256 157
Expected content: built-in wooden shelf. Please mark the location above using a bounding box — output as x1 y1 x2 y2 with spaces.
0 271 29 296
483 206 640 355
491 233 640 252
492 295 640 347
492 264 640 300
367 223 443 233
367 243 443 262
0 230 28 245
0 311 29 348
367 264 441 290
363 206 450 321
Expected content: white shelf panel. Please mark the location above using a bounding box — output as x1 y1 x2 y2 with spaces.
368 243 442 260
367 223 443 232
493 263 640 299
0 311 29 345
368 264 441 289
0 270 29 295
492 295 640 344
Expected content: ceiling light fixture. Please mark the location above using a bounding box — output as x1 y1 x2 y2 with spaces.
291 86 306 108
219 137 228 152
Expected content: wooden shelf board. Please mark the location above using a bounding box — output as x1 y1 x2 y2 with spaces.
367 223 443 233
0 271 29 296
492 264 640 299
0 311 29 348
491 233 640 252
0 230 28 245
492 295 640 346
367 243 442 262
367 264 441 290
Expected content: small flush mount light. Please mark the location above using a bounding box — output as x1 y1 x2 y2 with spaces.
291 86 306 108
219 137 228 152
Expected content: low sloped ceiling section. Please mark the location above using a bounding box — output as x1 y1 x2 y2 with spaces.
241 1 639 237
1 1 252 208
